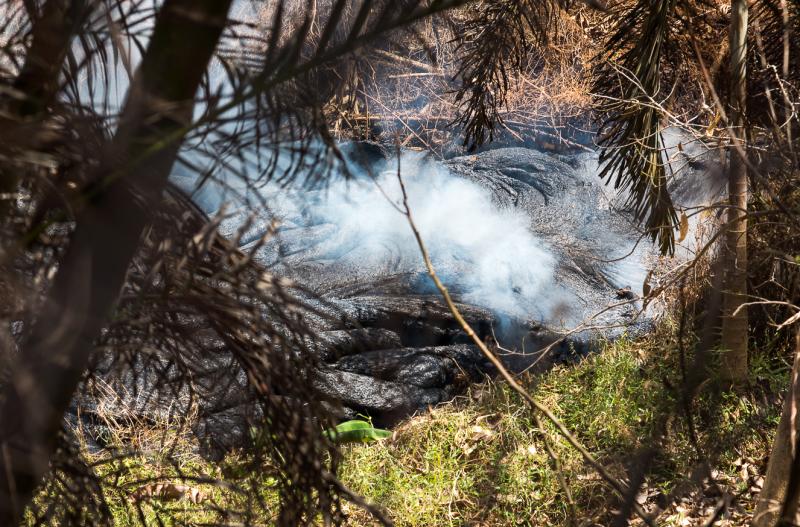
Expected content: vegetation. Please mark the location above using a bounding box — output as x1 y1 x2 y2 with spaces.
2 0 800 525
339 331 784 526
70 325 785 525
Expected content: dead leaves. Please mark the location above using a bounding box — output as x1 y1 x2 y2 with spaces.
456 422 496 456
677 211 689 244
130 482 206 504
642 270 653 299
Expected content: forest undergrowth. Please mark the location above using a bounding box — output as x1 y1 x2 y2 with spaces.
73 317 787 526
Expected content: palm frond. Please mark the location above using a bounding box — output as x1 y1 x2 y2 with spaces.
593 0 681 255
749 0 800 165
451 0 563 151
750 0 800 81
165 0 474 200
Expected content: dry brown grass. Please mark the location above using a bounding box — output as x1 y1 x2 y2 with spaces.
324 0 738 156
327 6 599 154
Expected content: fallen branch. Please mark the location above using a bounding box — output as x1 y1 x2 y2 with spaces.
372 48 440 73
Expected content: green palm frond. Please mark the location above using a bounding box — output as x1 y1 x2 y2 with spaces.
593 0 681 255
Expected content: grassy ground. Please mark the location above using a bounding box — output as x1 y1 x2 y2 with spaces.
338 325 786 526
74 319 787 526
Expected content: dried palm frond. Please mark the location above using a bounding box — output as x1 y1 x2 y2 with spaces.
451 0 563 150
750 0 800 81
94 190 345 525
749 0 800 168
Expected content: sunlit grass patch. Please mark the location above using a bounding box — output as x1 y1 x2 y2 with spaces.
47 322 786 526
339 328 785 526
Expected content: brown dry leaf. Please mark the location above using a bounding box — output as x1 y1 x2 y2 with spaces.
642 270 653 298
458 424 495 456
131 483 206 504
706 111 721 137
469 425 494 442
677 211 689 243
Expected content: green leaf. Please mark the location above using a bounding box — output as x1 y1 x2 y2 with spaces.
324 420 391 443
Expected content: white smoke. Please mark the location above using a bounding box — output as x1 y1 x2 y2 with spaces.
313 151 557 317
177 149 560 321
44 0 561 321
38 0 669 326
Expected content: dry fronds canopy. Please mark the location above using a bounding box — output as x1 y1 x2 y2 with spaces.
748 0 800 134
452 0 563 151
176 0 476 193
750 0 800 81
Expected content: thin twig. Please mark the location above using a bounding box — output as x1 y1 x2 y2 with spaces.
394 155 655 527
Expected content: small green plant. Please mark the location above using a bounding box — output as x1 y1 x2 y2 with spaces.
324 420 391 444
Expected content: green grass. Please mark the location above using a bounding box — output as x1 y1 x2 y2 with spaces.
53 322 788 526
338 329 788 526
337 336 660 526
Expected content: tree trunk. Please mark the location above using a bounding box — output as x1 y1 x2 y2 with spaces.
0 0 88 210
0 0 232 522
752 334 800 527
719 0 749 385
9 0 87 116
